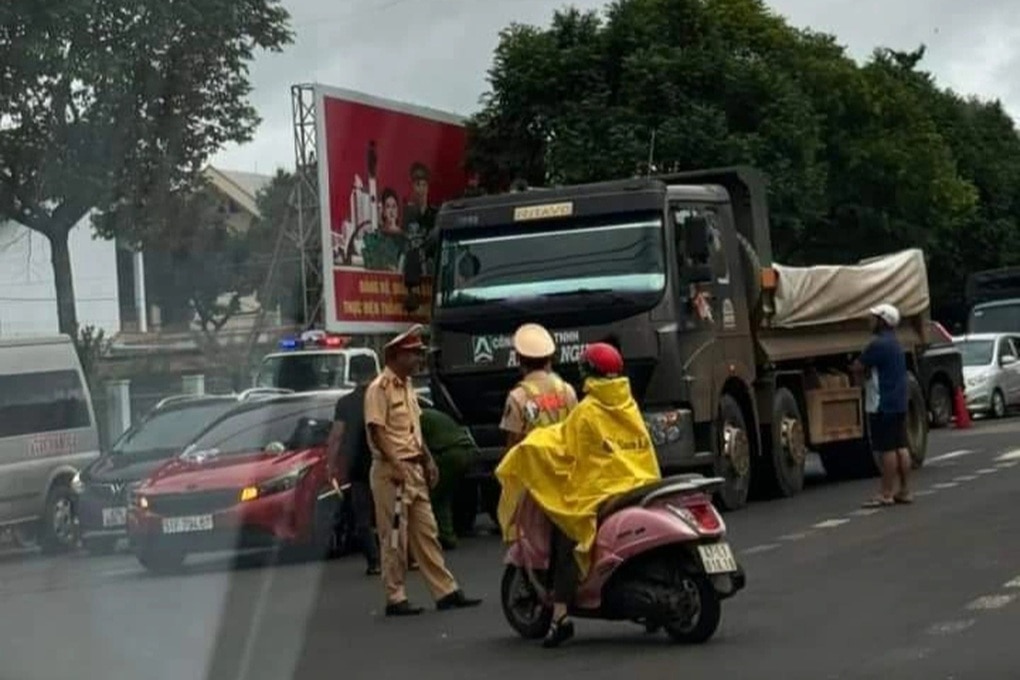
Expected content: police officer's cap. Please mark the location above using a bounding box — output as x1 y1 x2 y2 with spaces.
512 323 556 359
385 324 427 354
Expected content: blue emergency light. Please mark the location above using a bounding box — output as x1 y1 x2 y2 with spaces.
277 332 350 351
278 337 302 350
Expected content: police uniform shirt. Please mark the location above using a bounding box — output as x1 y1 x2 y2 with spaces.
364 367 424 461
499 370 578 436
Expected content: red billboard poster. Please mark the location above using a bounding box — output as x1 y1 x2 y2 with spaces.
314 85 469 334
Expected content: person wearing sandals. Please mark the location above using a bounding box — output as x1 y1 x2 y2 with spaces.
854 304 913 508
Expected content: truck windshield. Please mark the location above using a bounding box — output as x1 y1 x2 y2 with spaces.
969 302 1020 333
436 215 665 307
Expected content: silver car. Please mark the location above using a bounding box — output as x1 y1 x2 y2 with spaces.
955 333 1020 418
0 335 100 552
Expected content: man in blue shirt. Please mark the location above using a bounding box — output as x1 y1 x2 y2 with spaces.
854 303 912 507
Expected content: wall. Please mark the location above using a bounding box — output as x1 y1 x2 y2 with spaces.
0 213 121 338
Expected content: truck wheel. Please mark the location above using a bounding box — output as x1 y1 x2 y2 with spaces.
927 380 952 429
758 388 807 498
905 373 929 469
713 395 751 511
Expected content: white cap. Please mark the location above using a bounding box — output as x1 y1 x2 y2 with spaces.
870 303 901 327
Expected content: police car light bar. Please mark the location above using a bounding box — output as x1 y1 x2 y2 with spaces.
278 332 351 351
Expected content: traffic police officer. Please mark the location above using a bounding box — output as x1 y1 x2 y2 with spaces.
365 323 482 616
499 323 579 450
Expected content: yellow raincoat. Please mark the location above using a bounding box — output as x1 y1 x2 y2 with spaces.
496 377 662 576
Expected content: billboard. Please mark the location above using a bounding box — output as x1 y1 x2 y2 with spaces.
314 85 469 334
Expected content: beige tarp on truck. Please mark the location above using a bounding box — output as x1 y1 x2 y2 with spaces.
770 249 929 329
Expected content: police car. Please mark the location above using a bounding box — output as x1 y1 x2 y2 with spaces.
254 330 381 393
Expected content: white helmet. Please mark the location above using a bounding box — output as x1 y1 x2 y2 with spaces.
869 303 901 327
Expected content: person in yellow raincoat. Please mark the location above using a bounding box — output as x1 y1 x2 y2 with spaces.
496 342 662 648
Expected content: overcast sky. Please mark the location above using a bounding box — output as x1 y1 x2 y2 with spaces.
211 0 1020 174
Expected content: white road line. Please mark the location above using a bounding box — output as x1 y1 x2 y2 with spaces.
953 475 978 482
929 449 975 464
976 468 998 475
101 568 140 579
927 619 976 636
995 449 1020 462
742 543 781 555
779 532 812 542
997 462 1018 469
933 482 959 489
813 519 850 529
966 594 1017 611
1004 577 1020 589
913 489 937 497
850 508 881 517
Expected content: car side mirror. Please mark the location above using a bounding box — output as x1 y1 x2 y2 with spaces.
684 216 711 262
264 441 286 454
1001 355 1018 366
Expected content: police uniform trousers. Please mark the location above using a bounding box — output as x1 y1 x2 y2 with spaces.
370 457 459 604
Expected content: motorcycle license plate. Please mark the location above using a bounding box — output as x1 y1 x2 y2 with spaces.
698 542 738 574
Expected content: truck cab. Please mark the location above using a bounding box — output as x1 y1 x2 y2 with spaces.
255 331 381 393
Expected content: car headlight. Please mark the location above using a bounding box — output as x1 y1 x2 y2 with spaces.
966 374 989 389
130 492 149 510
71 472 85 494
241 465 313 502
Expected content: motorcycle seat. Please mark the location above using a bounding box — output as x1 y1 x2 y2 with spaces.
597 474 708 521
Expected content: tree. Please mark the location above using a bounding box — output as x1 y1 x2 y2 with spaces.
248 169 307 325
467 0 1020 321
0 0 292 336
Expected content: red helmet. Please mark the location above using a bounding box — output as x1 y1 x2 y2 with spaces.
579 342 624 378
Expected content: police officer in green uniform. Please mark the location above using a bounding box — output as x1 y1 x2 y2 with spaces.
420 407 478 550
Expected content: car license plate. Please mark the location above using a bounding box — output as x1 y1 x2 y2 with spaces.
698 542 738 574
161 515 214 534
102 506 127 527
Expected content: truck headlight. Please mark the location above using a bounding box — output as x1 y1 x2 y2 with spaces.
645 410 686 447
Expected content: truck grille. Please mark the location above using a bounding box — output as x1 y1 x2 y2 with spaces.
147 490 241 516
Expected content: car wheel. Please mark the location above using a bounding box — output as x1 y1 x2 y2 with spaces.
991 389 1006 419
39 483 79 555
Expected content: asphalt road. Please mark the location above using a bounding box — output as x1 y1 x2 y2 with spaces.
2 420 1020 680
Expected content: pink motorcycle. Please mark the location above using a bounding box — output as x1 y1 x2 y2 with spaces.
500 474 745 644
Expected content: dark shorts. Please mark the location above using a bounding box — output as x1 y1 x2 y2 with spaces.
869 412 907 453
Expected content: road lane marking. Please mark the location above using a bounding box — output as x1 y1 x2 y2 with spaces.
913 489 937 497
779 532 812 542
929 449 975 464
927 619 976 636
997 462 1018 469
1004 577 1020 589
850 508 881 517
966 594 1016 611
953 475 978 482
976 468 998 475
101 568 140 579
813 519 850 529
933 482 959 489
995 449 1020 462
742 543 780 555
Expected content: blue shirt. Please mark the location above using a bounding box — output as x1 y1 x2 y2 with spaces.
859 330 907 414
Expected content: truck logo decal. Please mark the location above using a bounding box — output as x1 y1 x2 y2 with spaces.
473 336 495 363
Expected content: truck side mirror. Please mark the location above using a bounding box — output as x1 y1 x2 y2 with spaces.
684 216 711 262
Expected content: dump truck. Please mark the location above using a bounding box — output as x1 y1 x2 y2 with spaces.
411 167 930 512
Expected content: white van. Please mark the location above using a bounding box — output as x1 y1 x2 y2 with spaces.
0 335 100 552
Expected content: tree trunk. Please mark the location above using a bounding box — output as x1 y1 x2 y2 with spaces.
46 229 79 337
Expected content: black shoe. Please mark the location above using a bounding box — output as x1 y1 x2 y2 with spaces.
436 590 483 611
385 600 425 617
365 563 381 576
543 616 575 648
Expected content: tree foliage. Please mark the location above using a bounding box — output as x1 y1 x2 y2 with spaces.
467 0 1020 322
0 0 292 335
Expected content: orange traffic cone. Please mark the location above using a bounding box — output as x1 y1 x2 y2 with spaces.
952 387 972 429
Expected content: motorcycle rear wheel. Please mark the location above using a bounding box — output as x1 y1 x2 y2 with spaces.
501 565 552 640
664 573 721 644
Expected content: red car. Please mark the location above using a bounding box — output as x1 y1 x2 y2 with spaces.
127 392 346 573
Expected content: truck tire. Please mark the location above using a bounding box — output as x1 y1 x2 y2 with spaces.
905 373 928 469
713 395 752 511
757 388 807 498
927 379 952 429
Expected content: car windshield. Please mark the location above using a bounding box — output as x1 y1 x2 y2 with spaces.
969 303 1020 333
255 354 347 391
111 401 237 456
958 340 995 366
435 213 665 307
184 400 335 456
